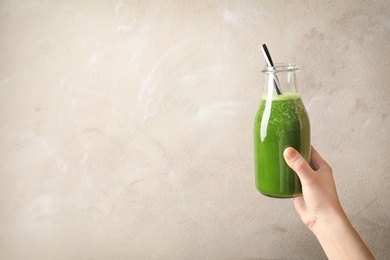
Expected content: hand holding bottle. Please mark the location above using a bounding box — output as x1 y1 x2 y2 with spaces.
283 147 374 259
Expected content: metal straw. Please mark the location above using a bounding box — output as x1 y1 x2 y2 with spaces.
261 44 282 95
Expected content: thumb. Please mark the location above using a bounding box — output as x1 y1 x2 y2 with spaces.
284 147 315 185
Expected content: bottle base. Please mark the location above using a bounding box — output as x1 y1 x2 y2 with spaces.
260 192 302 199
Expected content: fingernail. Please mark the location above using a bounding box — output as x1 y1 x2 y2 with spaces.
284 147 297 160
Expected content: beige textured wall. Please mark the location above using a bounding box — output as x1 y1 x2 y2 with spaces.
1 1 389 259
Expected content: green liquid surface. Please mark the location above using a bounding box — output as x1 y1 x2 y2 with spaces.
254 93 310 198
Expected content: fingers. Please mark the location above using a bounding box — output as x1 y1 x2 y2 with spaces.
310 146 331 171
283 147 316 185
292 196 306 216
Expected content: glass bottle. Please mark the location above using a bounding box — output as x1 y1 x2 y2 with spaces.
254 64 310 198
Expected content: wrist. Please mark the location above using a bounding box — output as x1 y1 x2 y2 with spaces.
311 208 350 237
310 209 374 260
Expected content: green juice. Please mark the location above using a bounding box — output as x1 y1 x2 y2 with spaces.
254 92 310 198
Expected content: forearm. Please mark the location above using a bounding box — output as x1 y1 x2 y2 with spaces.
312 212 375 260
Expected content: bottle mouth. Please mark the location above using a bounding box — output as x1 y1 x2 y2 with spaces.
261 63 299 73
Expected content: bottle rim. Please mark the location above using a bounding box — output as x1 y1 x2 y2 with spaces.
261 63 300 73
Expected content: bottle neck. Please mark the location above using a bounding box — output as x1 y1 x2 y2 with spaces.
262 64 299 96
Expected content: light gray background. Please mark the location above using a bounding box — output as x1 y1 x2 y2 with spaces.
1 1 389 259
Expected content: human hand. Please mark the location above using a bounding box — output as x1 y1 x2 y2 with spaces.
283 146 344 230
283 146 375 259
